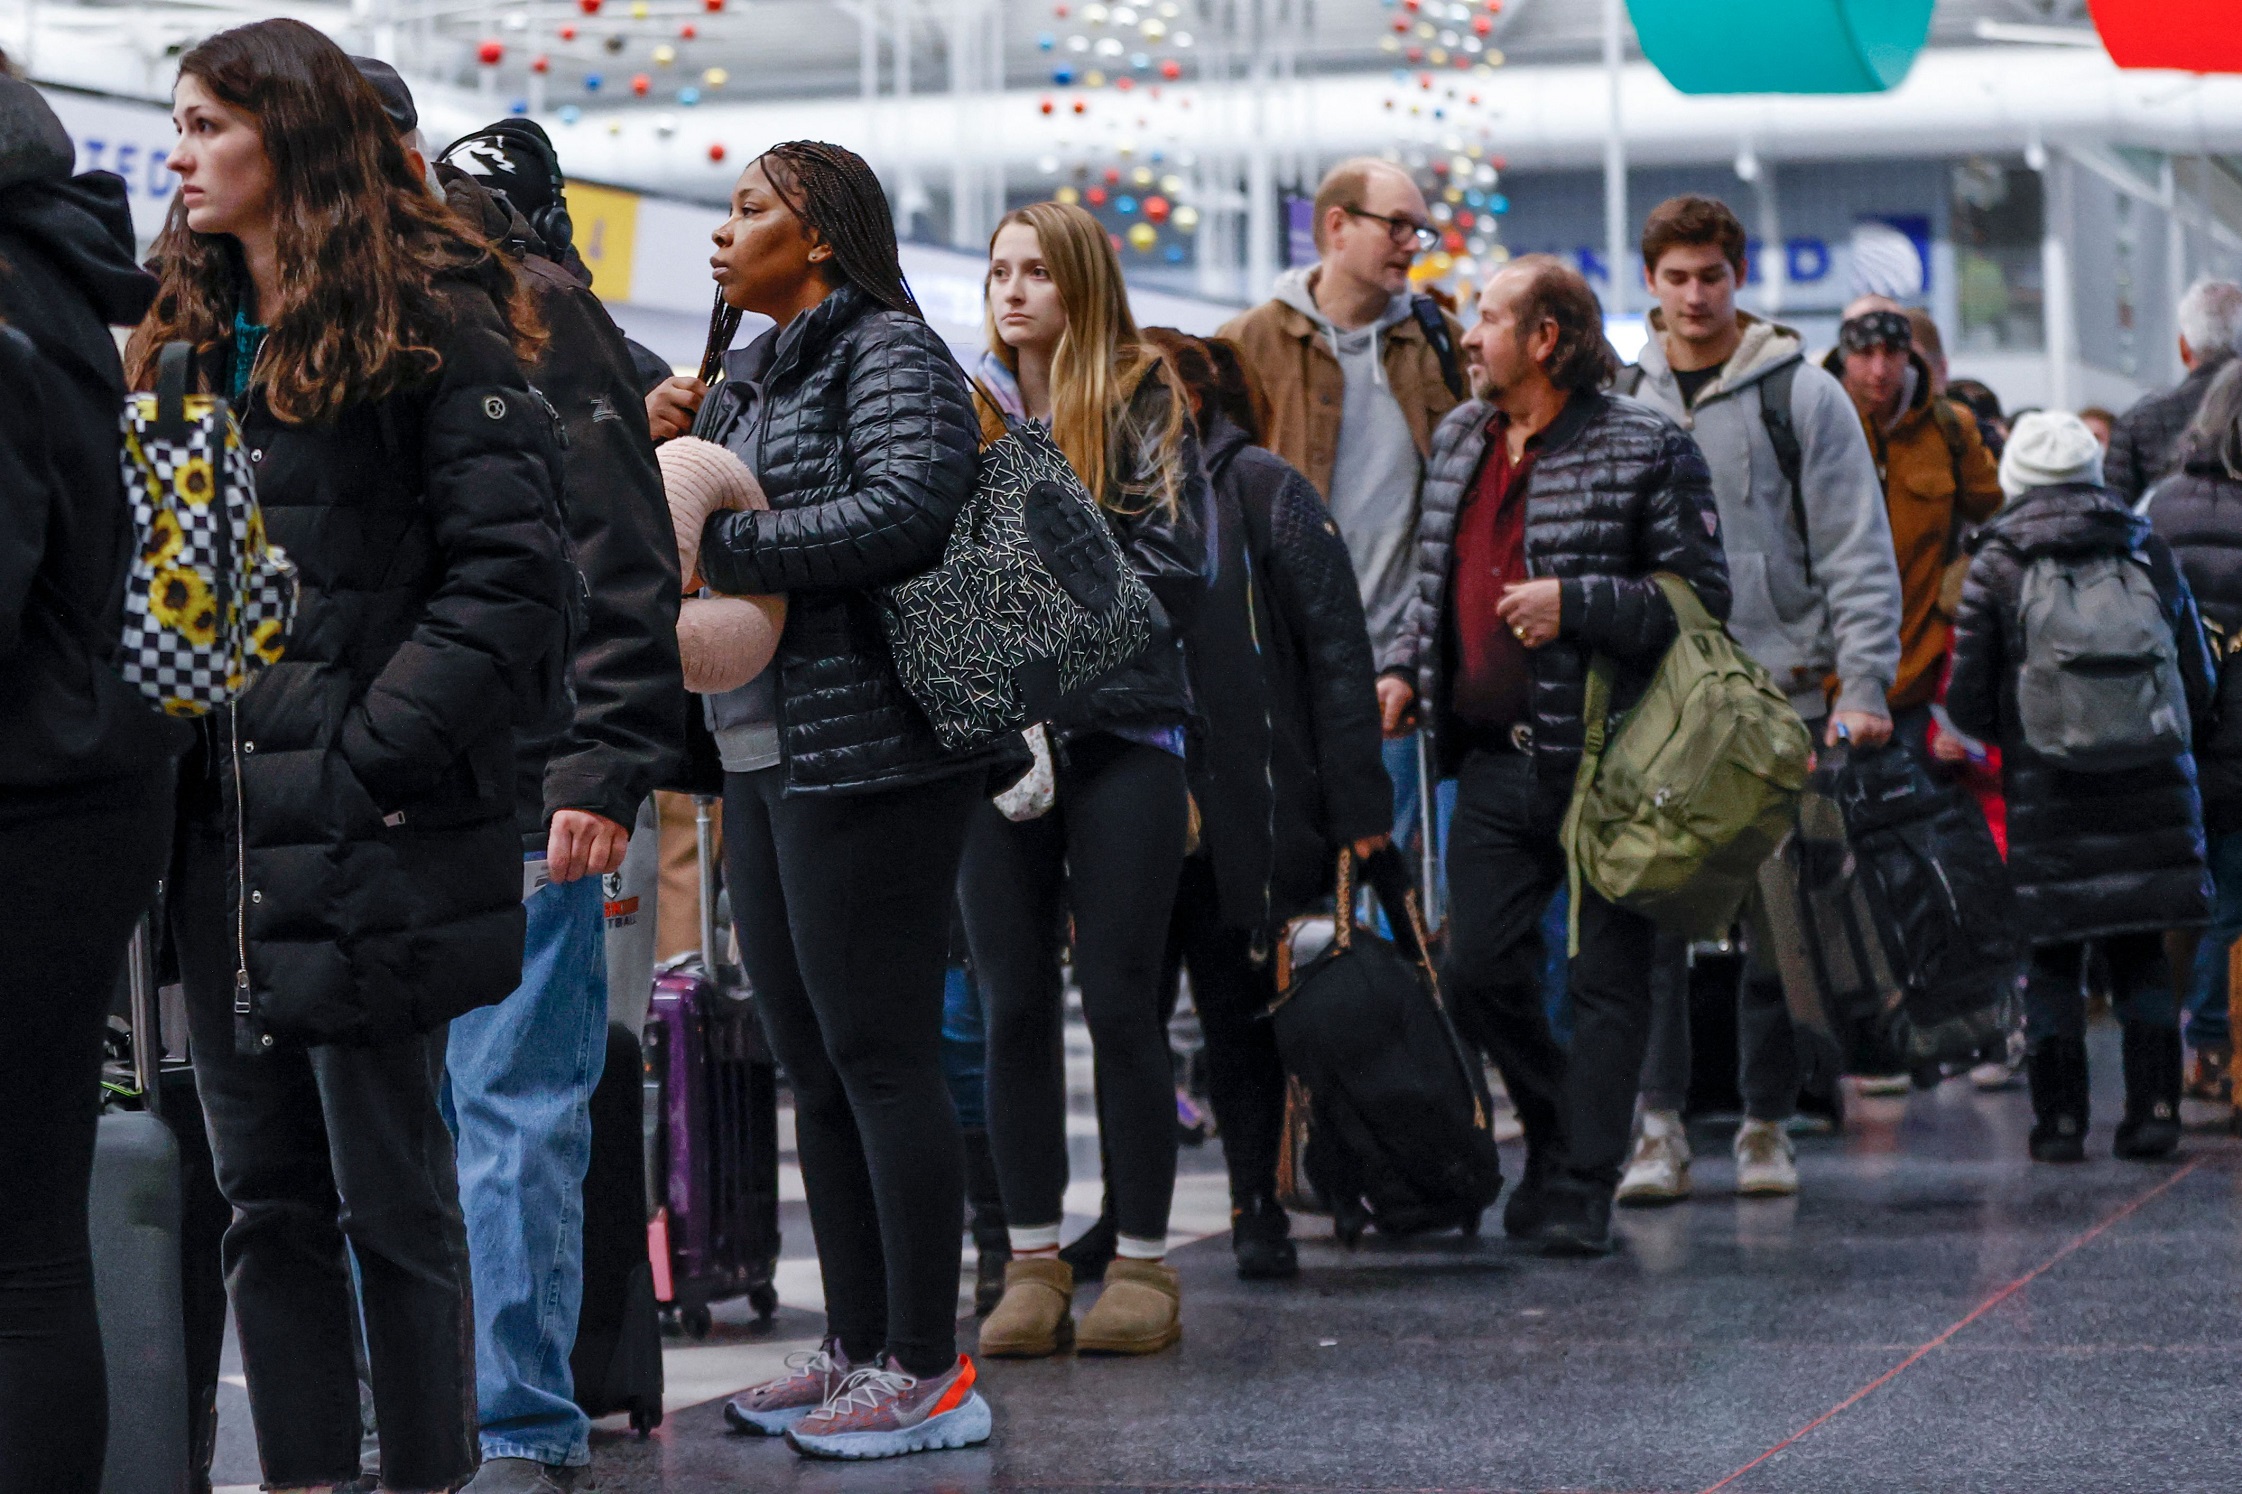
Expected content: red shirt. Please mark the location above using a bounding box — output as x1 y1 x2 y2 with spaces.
1449 416 1536 730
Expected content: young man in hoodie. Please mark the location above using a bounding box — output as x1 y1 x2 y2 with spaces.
1219 158 1465 854
1615 196 1904 1204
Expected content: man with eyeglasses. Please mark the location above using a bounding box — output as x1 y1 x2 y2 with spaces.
1220 158 1466 861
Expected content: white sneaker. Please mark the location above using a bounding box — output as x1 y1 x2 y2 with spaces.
1615 1109 1693 1205
1733 1119 1799 1197
1854 1073 1911 1097
1970 1057 2023 1091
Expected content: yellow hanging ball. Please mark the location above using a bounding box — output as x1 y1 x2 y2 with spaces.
703 66 729 87
653 43 676 65
1126 221 1158 252
1171 204 1199 232
1056 185 1082 205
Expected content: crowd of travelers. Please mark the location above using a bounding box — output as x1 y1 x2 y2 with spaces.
6 16 2242 1490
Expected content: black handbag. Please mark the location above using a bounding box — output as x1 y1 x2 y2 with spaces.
1269 847 1502 1244
877 419 1159 753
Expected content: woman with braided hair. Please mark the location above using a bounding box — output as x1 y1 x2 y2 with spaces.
662 141 995 1461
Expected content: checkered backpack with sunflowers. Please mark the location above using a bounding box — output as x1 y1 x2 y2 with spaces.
118 342 298 716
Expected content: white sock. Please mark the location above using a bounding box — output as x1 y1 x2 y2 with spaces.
1115 1232 1167 1261
1008 1223 1063 1254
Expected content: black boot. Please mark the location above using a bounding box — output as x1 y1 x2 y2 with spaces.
961 1128 1010 1317
1059 1207 1118 1284
2114 1022 2183 1160
2026 1036 2089 1163
1533 1180 1615 1258
1230 1193 1298 1281
1501 1148 1554 1239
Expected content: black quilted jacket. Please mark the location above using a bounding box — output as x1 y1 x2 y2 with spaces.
1395 388 1730 798
2148 458 2242 831
2108 353 2231 503
1186 416 1391 930
181 270 569 1044
697 285 983 794
1946 483 2215 942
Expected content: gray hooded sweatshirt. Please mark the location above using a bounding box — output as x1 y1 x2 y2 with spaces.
1270 265 1423 667
1627 313 1902 719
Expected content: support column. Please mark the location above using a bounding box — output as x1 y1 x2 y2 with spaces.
2040 154 2075 412
1602 0 1627 315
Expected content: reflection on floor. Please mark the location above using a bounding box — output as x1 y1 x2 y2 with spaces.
215 1024 2242 1494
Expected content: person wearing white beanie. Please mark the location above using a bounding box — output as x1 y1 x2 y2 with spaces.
1998 409 2107 500
1946 402 2216 1167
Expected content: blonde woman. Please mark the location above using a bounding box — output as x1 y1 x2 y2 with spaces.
964 201 1210 1358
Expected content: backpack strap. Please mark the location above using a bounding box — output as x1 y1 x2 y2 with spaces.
153 342 194 444
1615 364 1647 397
1756 361 1814 590
1410 295 1468 403
1928 396 1971 565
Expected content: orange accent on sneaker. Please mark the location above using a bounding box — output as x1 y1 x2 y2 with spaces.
928 1356 975 1417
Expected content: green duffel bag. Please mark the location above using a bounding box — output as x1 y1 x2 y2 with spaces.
1559 573 1813 951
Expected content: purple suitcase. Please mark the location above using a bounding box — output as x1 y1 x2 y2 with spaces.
643 796 781 1337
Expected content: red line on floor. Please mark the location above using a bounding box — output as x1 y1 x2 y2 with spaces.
1697 1150 2219 1494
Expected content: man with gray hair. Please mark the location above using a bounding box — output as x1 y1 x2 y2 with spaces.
2107 278 2242 501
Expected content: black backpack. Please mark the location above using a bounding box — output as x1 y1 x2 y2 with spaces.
1761 744 2016 1083
1268 847 1502 1243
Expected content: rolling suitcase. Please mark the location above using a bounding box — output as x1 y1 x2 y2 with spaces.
569 1022 665 1435
644 794 781 1338
93 916 191 1494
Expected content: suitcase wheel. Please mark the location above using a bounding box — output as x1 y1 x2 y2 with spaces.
1458 1207 1484 1238
681 1303 713 1340
748 1282 779 1321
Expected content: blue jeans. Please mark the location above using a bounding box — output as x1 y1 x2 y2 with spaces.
2188 830 2242 1051
1383 733 1457 926
443 870 609 1467
941 965 990 1130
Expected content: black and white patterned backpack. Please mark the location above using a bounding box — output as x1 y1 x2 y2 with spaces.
878 419 1157 752
117 343 298 716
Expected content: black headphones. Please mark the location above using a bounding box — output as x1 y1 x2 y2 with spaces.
440 119 575 258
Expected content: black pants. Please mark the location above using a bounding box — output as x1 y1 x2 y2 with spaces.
0 769 173 1494
723 765 978 1378
172 815 475 1493
960 733 1189 1245
2025 931 2179 1044
1442 748 1658 1195
1163 856 1285 1208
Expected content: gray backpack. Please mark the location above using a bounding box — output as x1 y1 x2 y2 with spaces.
2015 550 2189 771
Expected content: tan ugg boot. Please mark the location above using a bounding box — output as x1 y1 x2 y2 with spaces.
1074 1257 1181 1355
976 1256 1075 1358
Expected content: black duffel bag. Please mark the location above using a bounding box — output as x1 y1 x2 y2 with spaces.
1269 846 1502 1244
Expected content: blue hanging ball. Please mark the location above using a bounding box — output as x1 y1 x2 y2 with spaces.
1164 243 1185 263
1150 149 1165 162
1053 64 1074 84
1490 194 1510 213
1130 51 1150 68
1432 107 1446 119
560 104 582 124
1038 31 1056 49
509 98 530 115
680 86 701 104
584 72 603 91
1391 67 1408 83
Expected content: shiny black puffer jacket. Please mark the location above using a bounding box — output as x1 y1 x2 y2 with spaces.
2148 458 2242 831
185 271 568 1044
2107 353 2229 503
1396 389 1731 800
1946 483 2215 942
697 285 982 794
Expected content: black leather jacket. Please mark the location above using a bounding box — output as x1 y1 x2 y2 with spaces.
697 284 984 794
1396 388 1731 799
1947 483 2215 942
2148 458 2242 831
1187 416 1390 929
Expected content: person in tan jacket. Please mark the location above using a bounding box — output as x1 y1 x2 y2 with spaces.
1218 157 1464 851
1823 298 2003 722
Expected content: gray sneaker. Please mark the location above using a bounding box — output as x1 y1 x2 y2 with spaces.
724 1338 853 1435
459 1457 587 1493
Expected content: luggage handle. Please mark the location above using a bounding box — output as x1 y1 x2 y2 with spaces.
1333 844 1487 1131
693 794 721 972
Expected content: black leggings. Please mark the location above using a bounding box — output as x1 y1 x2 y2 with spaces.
0 768 174 1494
1163 855 1286 1208
723 766 979 1379
960 733 1189 1244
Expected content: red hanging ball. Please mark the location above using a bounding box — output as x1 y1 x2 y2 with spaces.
708 141 727 161
680 22 698 37
1472 14 1492 34
531 53 551 74
1071 97 1087 114
1039 97 1055 114
1114 75 1134 91
705 0 726 10
631 72 651 94
579 0 601 14
559 23 579 39
1405 45 1423 61
1143 195 1171 223
1086 186 1108 205
1104 166 1121 184
477 39 504 65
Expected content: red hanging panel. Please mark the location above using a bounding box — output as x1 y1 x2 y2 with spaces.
2089 0 2242 74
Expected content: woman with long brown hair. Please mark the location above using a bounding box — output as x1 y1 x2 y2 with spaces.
964 200 1210 1360
134 19 565 1492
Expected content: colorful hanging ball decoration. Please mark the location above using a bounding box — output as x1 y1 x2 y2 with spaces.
630 1 649 17
1172 204 1199 232
1143 194 1171 223
1071 97 1087 113
560 104 582 123
603 33 624 52
679 86 701 104
1104 166 1122 184
1053 65 1074 83
1126 222 1158 252
706 0 725 11
531 53 550 73
1086 185 1108 205
579 0 600 12
1165 243 1186 263
509 97 530 113
1160 57 1181 79
708 141 727 161
703 66 729 86
477 38 504 64
1115 194 1137 214
680 22 697 38
1057 184 1080 204
559 24 579 40
1038 31 1056 48
584 71 603 90
655 113 678 136
1039 97 1056 114
653 43 676 65
631 72 651 95
1115 75 1134 91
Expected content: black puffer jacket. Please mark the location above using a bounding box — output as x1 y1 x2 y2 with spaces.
697 285 983 794
1187 416 1390 928
181 270 567 1045
1396 389 1731 799
2108 353 2231 503
442 170 684 836
0 79 189 792
2147 457 2242 831
1054 371 1211 740
1946 483 2215 942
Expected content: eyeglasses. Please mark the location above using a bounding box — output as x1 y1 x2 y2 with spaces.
1343 205 1440 253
